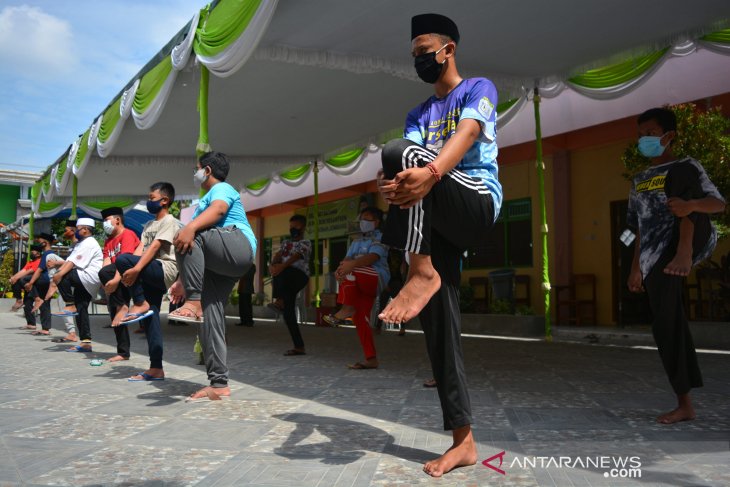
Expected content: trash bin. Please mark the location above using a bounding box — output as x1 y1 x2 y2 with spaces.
488 268 515 303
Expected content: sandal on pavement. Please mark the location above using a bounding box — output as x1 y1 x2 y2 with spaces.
322 314 350 327
283 349 306 356
30 330 51 336
168 305 203 324
348 362 378 370
128 372 164 382
51 337 77 343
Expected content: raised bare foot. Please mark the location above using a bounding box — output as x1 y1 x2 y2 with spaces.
31 298 46 314
111 305 129 327
423 428 478 477
664 250 692 276
123 302 150 322
10 300 23 312
657 406 696 424
379 268 440 324
107 355 129 362
62 305 77 314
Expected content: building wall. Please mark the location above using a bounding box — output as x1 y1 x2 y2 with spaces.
0 185 19 224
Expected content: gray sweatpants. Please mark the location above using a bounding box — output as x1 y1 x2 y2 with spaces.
176 226 253 387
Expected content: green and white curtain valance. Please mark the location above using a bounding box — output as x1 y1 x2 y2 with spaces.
31 196 139 219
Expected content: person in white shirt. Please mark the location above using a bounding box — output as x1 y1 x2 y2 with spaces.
52 217 103 352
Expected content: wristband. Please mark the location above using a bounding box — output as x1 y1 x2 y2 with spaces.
426 163 441 182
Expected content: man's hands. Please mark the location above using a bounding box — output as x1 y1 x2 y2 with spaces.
168 279 185 305
666 197 695 218
269 263 285 277
121 267 140 287
173 226 196 254
627 269 644 293
377 167 436 209
105 277 121 295
334 260 355 282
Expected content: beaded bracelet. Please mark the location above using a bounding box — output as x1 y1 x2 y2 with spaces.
426 163 441 182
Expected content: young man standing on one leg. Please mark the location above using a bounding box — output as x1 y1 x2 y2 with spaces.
117 182 180 381
98 207 140 362
269 214 311 356
53 218 103 352
627 107 725 424
377 14 502 477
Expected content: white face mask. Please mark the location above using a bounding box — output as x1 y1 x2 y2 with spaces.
360 220 376 233
193 167 208 188
102 220 115 235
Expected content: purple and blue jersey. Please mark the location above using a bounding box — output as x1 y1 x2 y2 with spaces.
404 77 502 218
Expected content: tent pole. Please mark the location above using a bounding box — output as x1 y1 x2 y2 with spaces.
533 86 552 340
27 211 34 263
313 161 321 308
71 176 78 220
196 65 211 158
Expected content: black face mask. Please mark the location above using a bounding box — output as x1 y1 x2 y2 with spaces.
290 228 301 238
414 44 448 84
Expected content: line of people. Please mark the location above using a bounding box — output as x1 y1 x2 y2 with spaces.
13 152 256 401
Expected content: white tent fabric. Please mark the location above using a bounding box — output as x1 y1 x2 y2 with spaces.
34 0 730 199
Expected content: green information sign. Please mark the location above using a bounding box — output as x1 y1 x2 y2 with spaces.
297 196 360 240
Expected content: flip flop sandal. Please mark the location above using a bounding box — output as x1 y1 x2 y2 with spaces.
283 349 306 356
118 310 154 325
52 310 78 317
66 345 93 353
348 362 378 370
89 359 104 366
19 325 37 330
168 304 203 324
322 314 350 327
30 331 51 336
128 372 165 382
51 337 77 343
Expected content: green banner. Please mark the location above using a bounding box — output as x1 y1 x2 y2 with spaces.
297 196 360 240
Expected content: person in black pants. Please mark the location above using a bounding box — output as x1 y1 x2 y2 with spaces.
377 14 503 477
237 264 256 326
627 107 726 424
270 214 311 356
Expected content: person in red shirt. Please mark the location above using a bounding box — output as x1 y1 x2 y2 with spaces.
98 207 140 362
9 244 42 328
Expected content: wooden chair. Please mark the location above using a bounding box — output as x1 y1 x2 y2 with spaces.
554 273 597 325
514 275 531 308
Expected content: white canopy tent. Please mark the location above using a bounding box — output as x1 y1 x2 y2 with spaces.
29 0 730 333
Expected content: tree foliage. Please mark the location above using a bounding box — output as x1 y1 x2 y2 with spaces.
621 103 730 237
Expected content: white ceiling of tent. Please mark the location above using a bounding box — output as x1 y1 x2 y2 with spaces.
57 0 730 198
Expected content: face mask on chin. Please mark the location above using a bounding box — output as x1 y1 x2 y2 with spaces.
414 44 448 84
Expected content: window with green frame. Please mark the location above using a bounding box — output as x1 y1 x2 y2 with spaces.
464 198 532 269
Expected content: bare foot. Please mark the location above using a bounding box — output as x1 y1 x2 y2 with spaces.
187 385 230 402
63 305 77 314
31 298 46 314
664 250 692 276
106 355 129 362
123 302 150 322
423 426 478 477
379 266 440 324
10 300 23 312
111 305 129 327
657 406 696 424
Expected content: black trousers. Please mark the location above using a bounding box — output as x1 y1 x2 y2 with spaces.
98 263 130 358
57 269 93 342
272 267 309 349
643 161 710 395
382 139 496 430
238 264 256 324
17 275 51 330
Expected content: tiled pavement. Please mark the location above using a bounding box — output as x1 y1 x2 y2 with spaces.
0 300 728 486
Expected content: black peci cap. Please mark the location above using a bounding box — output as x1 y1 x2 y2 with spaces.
411 13 460 44
100 207 123 219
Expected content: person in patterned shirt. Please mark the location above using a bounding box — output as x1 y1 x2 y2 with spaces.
269 214 311 356
627 107 726 424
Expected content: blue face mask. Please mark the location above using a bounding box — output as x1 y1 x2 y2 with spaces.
637 135 667 158
146 199 163 214
74 230 83 240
